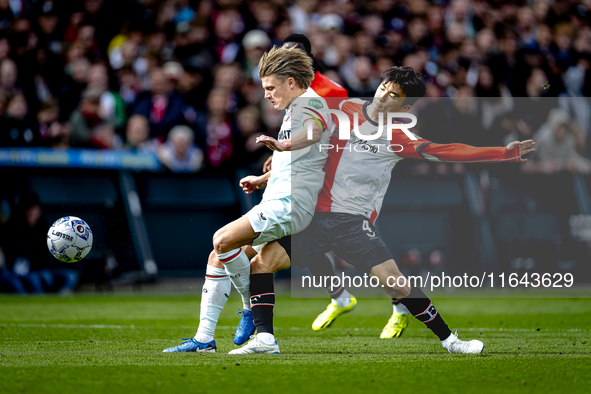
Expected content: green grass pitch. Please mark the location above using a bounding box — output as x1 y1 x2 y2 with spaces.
1 292 590 394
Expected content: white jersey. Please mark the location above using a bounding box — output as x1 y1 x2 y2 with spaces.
262 87 332 217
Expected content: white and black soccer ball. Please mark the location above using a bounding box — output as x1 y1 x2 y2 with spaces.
46 216 93 263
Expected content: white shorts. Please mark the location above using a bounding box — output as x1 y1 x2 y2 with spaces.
245 197 312 246
251 243 266 253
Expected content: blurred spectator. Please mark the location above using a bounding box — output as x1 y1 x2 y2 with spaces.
524 108 591 175
171 17 215 65
553 23 574 71
60 56 90 120
163 60 184 82
4 191 79 294
37 99 71 148
69 88 105 147
0 93 38 147
46 121 71 149
235 105 266 166
87 62 126 129
448 85 483 146
242 29 271 79
35 1 62 55
249 0 281 34
0 58 18 94
487 30 520 94
0 35 10 62
475 65 514 133
0 87 7 117
559 54 591 147
178 57 211 111
158 125 204 173
500 67 559 147
0 247 26 293
342 56 380 97
89 123 122 150
289 0 313 34
197 87 236 169
117 66 142 106
0 197 26 293
238 76 264 107
213 9 244 64
125 114 157 152
131 67 189 139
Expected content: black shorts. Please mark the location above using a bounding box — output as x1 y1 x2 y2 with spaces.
291 212 393 273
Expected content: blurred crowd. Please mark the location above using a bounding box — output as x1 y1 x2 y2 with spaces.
1 0 591 175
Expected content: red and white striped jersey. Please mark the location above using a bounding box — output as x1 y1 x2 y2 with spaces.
315 99 522 222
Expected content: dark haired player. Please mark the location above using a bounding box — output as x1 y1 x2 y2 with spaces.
236 66 535 354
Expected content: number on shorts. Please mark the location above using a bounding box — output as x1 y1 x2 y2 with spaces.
363 220 376 238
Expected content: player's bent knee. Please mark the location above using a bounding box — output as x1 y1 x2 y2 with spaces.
207 250 224 269
212 229 229 254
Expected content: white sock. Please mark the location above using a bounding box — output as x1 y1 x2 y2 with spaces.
392 300 410 315
218 248 251 311
195 332 215 343
195 265 231 342
257 332 275 344
334 289 351 308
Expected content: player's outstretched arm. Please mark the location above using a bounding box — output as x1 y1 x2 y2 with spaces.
505 140 536 162
240 172 271 194
256 119 323 152
395 137 535 163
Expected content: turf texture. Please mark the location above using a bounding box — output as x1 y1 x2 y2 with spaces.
1 293 590 394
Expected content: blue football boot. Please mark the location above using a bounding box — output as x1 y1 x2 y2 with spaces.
234 309 256 345
162 338 216 353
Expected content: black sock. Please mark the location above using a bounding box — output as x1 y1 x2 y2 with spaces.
249 273 275 335
399 287 452 341
391 298 400 305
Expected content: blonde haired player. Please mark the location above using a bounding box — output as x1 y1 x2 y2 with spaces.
163 46 332 353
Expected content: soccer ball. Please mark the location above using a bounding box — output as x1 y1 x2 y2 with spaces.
46 216 93 263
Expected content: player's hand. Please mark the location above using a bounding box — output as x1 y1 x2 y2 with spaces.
263 155 272 173
506 139 535 162
239 175 268 194
256 135 289 151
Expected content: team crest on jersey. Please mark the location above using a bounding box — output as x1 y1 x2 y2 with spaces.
308 98 324 109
